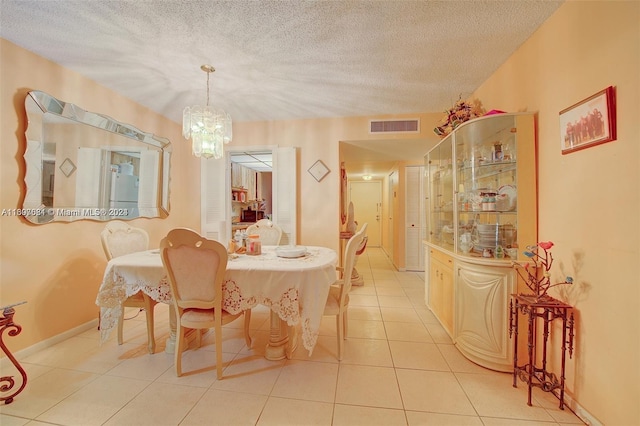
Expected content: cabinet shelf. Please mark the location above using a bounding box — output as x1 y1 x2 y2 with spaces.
424 113 537 372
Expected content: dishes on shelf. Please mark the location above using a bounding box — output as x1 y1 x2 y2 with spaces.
497 185 517 211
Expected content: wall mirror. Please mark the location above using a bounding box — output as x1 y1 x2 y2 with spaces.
22 90 171 224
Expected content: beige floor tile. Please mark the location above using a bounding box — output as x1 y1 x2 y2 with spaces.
155 349 237 386
317 315 339 337
104 350 173 381
415 307 439 324
375 286 406 296
396 369 476 415
198 326 253 353
335 364 403 409
380 307 422 323
350 284 377 295
339 337 393 367
103 381 205 426
35 375 149 425
406 410 484 425
425 322 453 343
0 361 51 383
377 295 413 308
256 397 334 426
373 279 402 288
211 354 285 395
455 372 555 421
21 336 100 369
271 360 338 402
289 335 340 363
333 404 407 426
0 414 29 426
437 343 495 374
349 294 380 307
181 388 267 425
389 341 450 371
385 321 433 343
347 318 387 340
480 417 561 425
404 288 426 302
348 306 382 321
0 368 99 419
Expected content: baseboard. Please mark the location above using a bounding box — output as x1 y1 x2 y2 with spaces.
12 318 99 361
562 392 602 426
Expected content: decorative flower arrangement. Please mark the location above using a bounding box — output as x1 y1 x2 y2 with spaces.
512 241 573 300
433 97 485 137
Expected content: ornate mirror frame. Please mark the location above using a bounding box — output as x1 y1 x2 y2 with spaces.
22 90 171 224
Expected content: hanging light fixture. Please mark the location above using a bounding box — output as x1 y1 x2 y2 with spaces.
182 65 232 159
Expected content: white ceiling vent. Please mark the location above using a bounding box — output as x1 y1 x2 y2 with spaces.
369 119 420 134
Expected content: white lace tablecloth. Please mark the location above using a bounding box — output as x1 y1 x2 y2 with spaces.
96 246 338 354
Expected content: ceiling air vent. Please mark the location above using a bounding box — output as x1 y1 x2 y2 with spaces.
369 118 420 134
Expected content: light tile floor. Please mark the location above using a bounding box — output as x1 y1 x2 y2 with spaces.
0 248 584 425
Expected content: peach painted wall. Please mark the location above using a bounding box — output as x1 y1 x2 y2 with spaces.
472 2 639 424
0 39 201 352
231 114 439 255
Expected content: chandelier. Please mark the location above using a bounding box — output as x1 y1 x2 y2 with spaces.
182 65 232 159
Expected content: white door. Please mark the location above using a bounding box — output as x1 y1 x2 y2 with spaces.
349 181 381 247
405 165 425 271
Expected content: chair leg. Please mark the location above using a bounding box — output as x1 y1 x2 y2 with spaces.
215 322 223 380
243 309 252 348
175 324 184 377
336 314 343 360
142 296 156 354
117 305 125 345
343 309 349 339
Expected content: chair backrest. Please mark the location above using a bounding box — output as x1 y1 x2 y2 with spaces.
245 219 283 245
101 220 149 260
339 223 368 302
159 228 228 310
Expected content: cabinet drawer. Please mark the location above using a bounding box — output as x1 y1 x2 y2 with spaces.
429 247 453 266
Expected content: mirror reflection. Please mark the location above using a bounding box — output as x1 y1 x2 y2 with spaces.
23 91 171 224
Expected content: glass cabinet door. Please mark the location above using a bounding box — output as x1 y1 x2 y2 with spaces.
425 136 454 250
454 114 519 258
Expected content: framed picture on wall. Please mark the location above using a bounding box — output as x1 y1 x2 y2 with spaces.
308 159 330 182
560 86 616 154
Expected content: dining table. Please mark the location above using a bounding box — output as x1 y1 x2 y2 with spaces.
96 245 338 360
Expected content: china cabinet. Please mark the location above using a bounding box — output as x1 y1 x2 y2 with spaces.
424 113 536 371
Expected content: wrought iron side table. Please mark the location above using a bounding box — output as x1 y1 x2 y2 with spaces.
1 302 28 404
509 294 574 409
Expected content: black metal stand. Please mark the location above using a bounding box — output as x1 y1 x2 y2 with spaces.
1 302 28 404
509 294 574 409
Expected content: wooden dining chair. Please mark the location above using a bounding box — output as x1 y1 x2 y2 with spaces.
323 223 368 360
245 219 283 245
101 221 157 354
160 228 252 378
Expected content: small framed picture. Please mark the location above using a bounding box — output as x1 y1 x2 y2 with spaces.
308 160 330 182
560 86 616 154
59 158 77 177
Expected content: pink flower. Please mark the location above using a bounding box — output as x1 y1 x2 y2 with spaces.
538 241 554 250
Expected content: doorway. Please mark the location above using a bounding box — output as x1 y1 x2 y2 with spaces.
349 180 382 247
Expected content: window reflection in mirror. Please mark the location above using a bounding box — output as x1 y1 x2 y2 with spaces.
23 91 171 224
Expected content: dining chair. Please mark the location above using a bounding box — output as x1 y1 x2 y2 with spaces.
160 228 252 378
245 219 283 245
100 220 158 354
324 223 368 360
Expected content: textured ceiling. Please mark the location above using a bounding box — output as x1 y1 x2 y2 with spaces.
1 0 562 176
